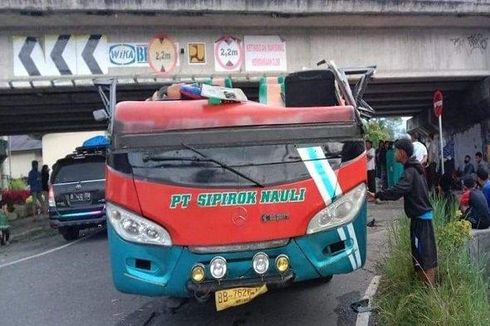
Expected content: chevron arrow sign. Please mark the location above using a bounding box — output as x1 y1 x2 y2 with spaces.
13 36 45 76
45 34 77 75
77 34 107 75
13 34 107 76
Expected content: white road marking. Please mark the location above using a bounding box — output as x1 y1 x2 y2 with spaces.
355 275 381 326
0 231 101 269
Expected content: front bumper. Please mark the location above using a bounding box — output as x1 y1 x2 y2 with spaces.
50 216 106 229
187 272 295 295
108 203 367 298
49 206 106 229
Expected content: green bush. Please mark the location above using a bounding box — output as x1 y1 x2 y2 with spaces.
9 178 27 191
376 196 490 325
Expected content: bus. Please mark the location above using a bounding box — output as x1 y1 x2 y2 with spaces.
104 63 374 310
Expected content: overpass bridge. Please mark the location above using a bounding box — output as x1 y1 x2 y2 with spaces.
0 0 489 136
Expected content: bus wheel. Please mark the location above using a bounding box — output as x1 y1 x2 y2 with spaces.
322 275 333 283
60 227 79 241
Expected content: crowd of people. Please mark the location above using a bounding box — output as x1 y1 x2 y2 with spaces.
365 134 490 286
366 132 490 231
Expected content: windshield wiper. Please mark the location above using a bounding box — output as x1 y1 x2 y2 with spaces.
143 154 205 162
181 143 264 188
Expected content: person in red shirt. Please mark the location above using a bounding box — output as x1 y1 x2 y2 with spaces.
460 175 490 229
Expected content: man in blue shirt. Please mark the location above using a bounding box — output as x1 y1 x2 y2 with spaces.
27 160 47 218
477 167 490 210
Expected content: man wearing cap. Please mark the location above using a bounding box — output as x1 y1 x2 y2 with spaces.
460 174 490 229
367 138 437 286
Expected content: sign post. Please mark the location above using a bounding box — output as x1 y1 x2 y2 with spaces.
433 90 444 175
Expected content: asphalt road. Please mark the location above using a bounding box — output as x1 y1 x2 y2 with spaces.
0 202 402 326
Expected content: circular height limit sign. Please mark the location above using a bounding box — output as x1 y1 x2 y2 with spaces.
148 34 178 74
214 35 243 72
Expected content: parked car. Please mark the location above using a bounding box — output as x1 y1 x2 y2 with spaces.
48 146 106 240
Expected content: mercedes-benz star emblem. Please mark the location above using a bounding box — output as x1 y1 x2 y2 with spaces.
231 207 248 226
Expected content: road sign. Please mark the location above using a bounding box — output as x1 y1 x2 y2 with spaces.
13 34 107 76
214 35 243 72
433 89 445 174
244 35 287 72
188 43 206 64
148 35 178 74
433 90 443 117
46 35 77 75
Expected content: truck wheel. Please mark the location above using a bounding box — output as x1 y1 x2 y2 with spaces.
61 227 79 241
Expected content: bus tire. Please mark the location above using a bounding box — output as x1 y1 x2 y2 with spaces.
322 275 333 283
61 227 79 241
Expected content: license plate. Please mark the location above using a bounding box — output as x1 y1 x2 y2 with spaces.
69 192 91 202
215 285 267 311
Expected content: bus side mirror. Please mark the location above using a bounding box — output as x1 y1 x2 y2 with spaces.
93 109 109 122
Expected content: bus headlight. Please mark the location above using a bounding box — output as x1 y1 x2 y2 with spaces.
306 183 366 234
107 202 172 246
252 252 269 275
210 256 227 279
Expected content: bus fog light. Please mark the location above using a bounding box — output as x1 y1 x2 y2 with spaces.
252 252 269 275
191 264 205 283
210 256 227 279
275 255 289 273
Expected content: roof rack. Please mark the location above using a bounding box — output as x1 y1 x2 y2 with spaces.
65 145 107 159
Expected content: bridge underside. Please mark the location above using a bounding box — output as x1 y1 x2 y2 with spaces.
0 75 484 135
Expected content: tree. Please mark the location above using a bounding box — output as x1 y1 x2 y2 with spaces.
379 117 405 138
366 120 391 147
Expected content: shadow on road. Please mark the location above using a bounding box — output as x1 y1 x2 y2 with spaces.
118 274 360 326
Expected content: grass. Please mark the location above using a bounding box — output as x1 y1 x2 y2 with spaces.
375 195 490 325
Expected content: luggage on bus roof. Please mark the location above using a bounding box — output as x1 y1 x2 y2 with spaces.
285 69 337 107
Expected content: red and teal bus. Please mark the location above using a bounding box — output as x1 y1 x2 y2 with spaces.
105 65 373 309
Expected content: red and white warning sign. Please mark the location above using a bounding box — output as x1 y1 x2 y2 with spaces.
148 34 178 74
433 90 443 117
214 35 243 72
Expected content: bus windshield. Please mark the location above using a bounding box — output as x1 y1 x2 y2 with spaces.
124 141 364 188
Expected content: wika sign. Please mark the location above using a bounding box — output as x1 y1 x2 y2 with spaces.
13 35 108 77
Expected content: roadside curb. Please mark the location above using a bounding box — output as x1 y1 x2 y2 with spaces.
355 275 381 326
11 225 53 242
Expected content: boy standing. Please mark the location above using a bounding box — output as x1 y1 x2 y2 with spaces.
27 160 47 218
368 138 437 286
